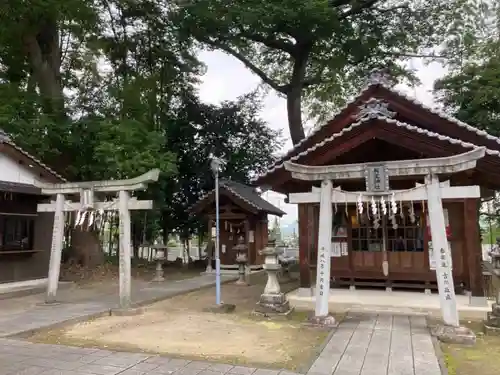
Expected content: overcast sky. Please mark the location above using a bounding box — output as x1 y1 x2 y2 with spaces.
197 50 448 225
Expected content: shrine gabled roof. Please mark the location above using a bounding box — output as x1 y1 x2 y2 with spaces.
190 179 285 216
252 77 500 185
254 115 500 183
0 129 66 182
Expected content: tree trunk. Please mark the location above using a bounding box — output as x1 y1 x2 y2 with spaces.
70 228 104 268
23 18 64 118
286 87 305 145
286 44 311 145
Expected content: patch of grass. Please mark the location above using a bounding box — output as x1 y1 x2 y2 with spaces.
436 318 500 375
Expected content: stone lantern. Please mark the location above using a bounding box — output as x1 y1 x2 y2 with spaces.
253 240 293 317
484 246 500 335
150 243 167 282
233 236 248 285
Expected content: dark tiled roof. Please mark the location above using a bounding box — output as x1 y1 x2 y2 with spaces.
220 179 286 216
190 179 286 217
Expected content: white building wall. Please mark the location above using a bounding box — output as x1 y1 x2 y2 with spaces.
0 153 41 185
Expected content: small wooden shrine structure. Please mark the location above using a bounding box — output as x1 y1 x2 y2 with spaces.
251 72 500 300
190 179 285 269
0 129 65 283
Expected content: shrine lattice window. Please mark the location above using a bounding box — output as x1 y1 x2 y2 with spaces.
386 204 425 252
350 210 384 252
0 215 35 252
349 204 424 252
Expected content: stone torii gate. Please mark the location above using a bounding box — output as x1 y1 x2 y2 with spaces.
285 148 484 335
36 169 160 309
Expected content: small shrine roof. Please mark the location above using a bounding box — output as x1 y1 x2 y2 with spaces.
190 179 285 217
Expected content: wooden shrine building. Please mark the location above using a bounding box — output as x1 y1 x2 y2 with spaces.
0 130 65 283
190 179 285 269
252 73 500 299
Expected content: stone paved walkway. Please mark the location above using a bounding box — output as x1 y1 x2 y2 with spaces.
0 278 443 375
307 313 441 375
0 338 301 375
0 274 237 337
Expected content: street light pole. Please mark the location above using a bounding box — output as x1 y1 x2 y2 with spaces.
210 155 224 306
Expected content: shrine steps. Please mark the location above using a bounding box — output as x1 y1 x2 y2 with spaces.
287 287 492 321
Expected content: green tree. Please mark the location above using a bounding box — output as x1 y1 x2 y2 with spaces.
0 0 284 267
174 0 489 145
162 92 283 243
434 4 500 234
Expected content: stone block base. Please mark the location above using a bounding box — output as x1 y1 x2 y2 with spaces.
303 314 338 328
203 303 236 314
492 303 500 315
254 293 292 315
486 312 500 326
111 307 145 316
431 324 476 346
251 307 294 320
484 323 500 336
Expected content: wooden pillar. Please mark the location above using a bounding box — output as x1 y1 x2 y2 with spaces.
298 203 311 288
464 198 484 298
244 219 250 263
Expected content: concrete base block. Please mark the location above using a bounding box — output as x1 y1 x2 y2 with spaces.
111 307 145 316
424 289 432 295
431 324 476 346
386 287 392 293
203 303 236 314
151 276 165 283
349 285 356 291
303 314 338 329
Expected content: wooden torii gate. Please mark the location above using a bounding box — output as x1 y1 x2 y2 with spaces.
36 169 160 309
285 148 485 328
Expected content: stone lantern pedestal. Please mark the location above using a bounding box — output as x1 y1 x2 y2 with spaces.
151 244 167 282
253 242 293 318
233 236 249 285
484 254 500 335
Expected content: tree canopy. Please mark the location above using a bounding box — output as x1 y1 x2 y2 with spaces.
174 0 490 144
0 0 282 254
